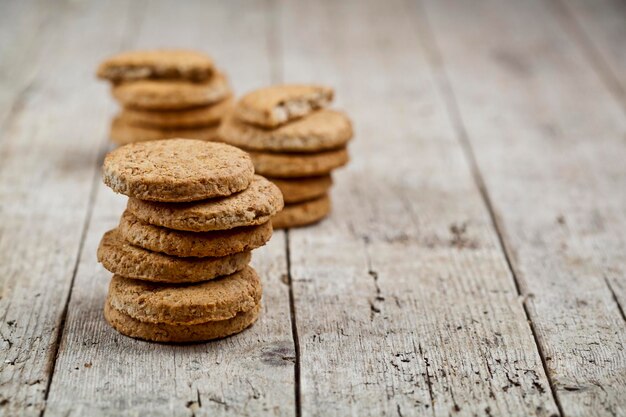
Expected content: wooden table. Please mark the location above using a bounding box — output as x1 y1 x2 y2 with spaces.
1 0 625 416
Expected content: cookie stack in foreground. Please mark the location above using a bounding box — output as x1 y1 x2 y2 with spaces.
98 49 233 145
218 85 353 229
97 139 283 342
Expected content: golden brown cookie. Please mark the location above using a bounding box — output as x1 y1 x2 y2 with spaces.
107 266 261 324
218 110 352 153
118 96 233 128
97 49 215 83
249 148 348 178
104 301 260 343
110 117 220 145
272 194 331 229
270 175 332 204
112 72 230 110
118 210 273 257
234 84 333 127
127 175 284 232
97 229 251 283
103 139 254 202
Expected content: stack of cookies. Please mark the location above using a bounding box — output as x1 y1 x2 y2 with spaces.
97 139 283 343
218 85 353 229
97 49 233 145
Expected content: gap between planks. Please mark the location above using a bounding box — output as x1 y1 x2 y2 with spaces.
410 0 565 414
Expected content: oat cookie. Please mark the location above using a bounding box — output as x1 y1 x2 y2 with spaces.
110 117 220 145
118 210 273 257
272 194 331 229
249 148 348 178
104 301 260 343
234 84 333 127
271 175 332 204
103 139 254 202
218 110 352 153
97 49 214 83
98 229 250 283
119 96 233 128
112 72 230 110
107 266 262 324
127 175 284 232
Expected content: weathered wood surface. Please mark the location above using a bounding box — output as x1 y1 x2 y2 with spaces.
280 0 558 415
421 0 626 415
0 0 624 416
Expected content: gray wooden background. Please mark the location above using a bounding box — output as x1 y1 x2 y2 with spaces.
0 0 625 416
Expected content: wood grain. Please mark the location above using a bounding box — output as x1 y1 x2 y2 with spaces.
43 1 295 416
279 0 559 415
0 2 136 415
421 0 626 415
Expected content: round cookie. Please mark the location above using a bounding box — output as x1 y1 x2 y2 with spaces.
104 301 260 343
118 96 233 128
218 110 352 153
272 194 331 229
97 229 251 283
127 175 284 232
118 210 273 257
234 84 334 127
112 73 230 110
110 117 220 145
103 139 254 202
270 175 332 204
97 49 215 83
249 148 348 178
107 266 262 324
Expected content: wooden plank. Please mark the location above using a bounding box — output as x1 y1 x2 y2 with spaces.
0 2 138 416
421 0 626 415
552 0 626 108
44 1 295 416
279 0 559 415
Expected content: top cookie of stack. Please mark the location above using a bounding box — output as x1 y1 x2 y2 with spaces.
218 84 353 229
98 49 233 145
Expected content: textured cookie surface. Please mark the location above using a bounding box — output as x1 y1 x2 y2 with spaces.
97 229 250 283
104 301 260 343
97 49 215 82
234 84 333 127
110 118 220 145
103 139 254 202
112 73 230 110
107 266 262 324
127 175 284 232
119 210 273 257
119 96 233 128
250 148 348 178
272 194 331 229
218 110 352 153
271 175 332 204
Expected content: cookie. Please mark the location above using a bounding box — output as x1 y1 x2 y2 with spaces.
249 148 348 178
103 139 254 202
270 175 332 204
104 301 260 343
218 110 352 153
112 72 230 110
272 194 331 229
110 117 220 145
97 229 251 283
118 96 233 128
118 210 273 257
127 175 284 232
97 49 215 83
234 84 333 127
107 266 261 324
